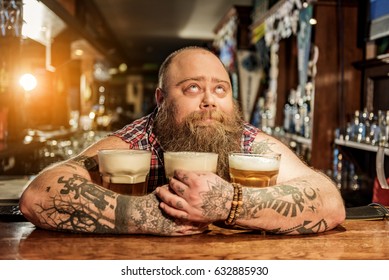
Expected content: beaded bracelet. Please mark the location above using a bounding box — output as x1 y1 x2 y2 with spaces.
225 183 243 225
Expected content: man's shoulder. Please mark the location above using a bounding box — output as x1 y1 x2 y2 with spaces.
110 112 155 142
243 122 260 135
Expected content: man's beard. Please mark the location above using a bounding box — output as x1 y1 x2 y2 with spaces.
154 101 244 180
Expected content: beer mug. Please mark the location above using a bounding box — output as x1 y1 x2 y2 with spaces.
228 152 281 187
164 151 218 179
98 149 151 195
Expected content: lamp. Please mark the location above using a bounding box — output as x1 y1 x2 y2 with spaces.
18 72 36 130
19 73 37 92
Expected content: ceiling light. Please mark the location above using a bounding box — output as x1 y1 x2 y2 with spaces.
19 73 37 92
74 49 84 56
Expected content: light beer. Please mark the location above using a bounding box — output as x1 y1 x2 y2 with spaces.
98 149 151 196
229 153 280 187
164 151 218 178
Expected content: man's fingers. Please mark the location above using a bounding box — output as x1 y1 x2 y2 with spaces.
159 201 189 220
156 186 189 209
169 177 189 197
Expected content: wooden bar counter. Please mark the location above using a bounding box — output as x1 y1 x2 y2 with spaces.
1 219 388 259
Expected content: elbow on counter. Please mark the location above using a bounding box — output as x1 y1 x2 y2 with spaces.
333 201 346 228
19 185 37 225
326 188 347 230
18 176 48 228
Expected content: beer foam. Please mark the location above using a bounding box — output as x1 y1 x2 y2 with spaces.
98 149 151 175
164 152 218 177
229 154 280 171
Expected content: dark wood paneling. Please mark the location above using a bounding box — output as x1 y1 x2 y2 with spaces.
276 36 299 127
311 2 362 170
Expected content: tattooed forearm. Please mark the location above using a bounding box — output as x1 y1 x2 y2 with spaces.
36 174 118 233
35 174 199 235
117 194 184 235
241 183 320 219
267 219 329 234
235 180 328 234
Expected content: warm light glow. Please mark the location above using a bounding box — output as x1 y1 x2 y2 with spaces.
119 63 127 72
309 18 317 25
19 73 37 91
109 68 118 75
22 0 66 46
74 49 84 56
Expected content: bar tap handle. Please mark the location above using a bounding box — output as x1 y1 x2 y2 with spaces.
376 141 389 190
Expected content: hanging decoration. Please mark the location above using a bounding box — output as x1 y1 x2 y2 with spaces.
263 0 302 47
237 50 262 122
297 4 313 95
213 14 238 72
0 0 23 37
251 0 315 131
213 14 239 100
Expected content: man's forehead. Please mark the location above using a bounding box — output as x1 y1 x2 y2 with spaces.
172 49 219 64
168 50 230 82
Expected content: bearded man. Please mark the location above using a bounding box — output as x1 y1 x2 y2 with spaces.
19 46 345 236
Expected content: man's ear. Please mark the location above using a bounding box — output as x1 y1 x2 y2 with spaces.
155 88 164 107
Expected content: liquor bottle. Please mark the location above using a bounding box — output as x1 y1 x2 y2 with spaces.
283 89 296 133
303 82 313 138
351 110 360 142
294 87 302 136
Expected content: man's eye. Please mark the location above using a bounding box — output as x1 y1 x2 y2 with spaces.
215 86 226 95
185 85 201 93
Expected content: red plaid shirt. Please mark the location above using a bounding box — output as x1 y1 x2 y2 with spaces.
111 108 259 192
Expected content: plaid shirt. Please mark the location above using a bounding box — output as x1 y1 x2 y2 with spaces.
111 108 259 192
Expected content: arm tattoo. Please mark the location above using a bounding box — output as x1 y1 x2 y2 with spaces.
251 139 275 154
268 219 329 234
241 181 328 234
116 194 190 235
36 174 117 233
198 179 233 221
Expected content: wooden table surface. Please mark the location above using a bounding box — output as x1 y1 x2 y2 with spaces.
1 219 389 260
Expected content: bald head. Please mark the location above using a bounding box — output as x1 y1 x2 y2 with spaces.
157 46 230 91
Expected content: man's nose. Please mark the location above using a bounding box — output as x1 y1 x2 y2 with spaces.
200 90 216 109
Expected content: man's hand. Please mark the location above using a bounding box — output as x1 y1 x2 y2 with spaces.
155 170 233 223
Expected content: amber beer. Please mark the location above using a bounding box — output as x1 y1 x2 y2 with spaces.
98 149 151 196
103 181 148 196
228 153 281 187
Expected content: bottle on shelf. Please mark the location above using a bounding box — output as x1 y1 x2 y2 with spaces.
282 85 312 139
294 86 303 136
302 82 313 139
283 88 296 134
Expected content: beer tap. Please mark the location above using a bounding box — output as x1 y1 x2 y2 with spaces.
376 146 389 189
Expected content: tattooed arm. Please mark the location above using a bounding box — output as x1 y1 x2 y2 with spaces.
19 136 206 236
156 133 346 234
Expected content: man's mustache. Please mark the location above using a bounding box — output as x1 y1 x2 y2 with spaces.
185 110 225 123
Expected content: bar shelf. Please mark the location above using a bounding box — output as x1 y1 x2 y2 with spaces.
334 138 389 155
